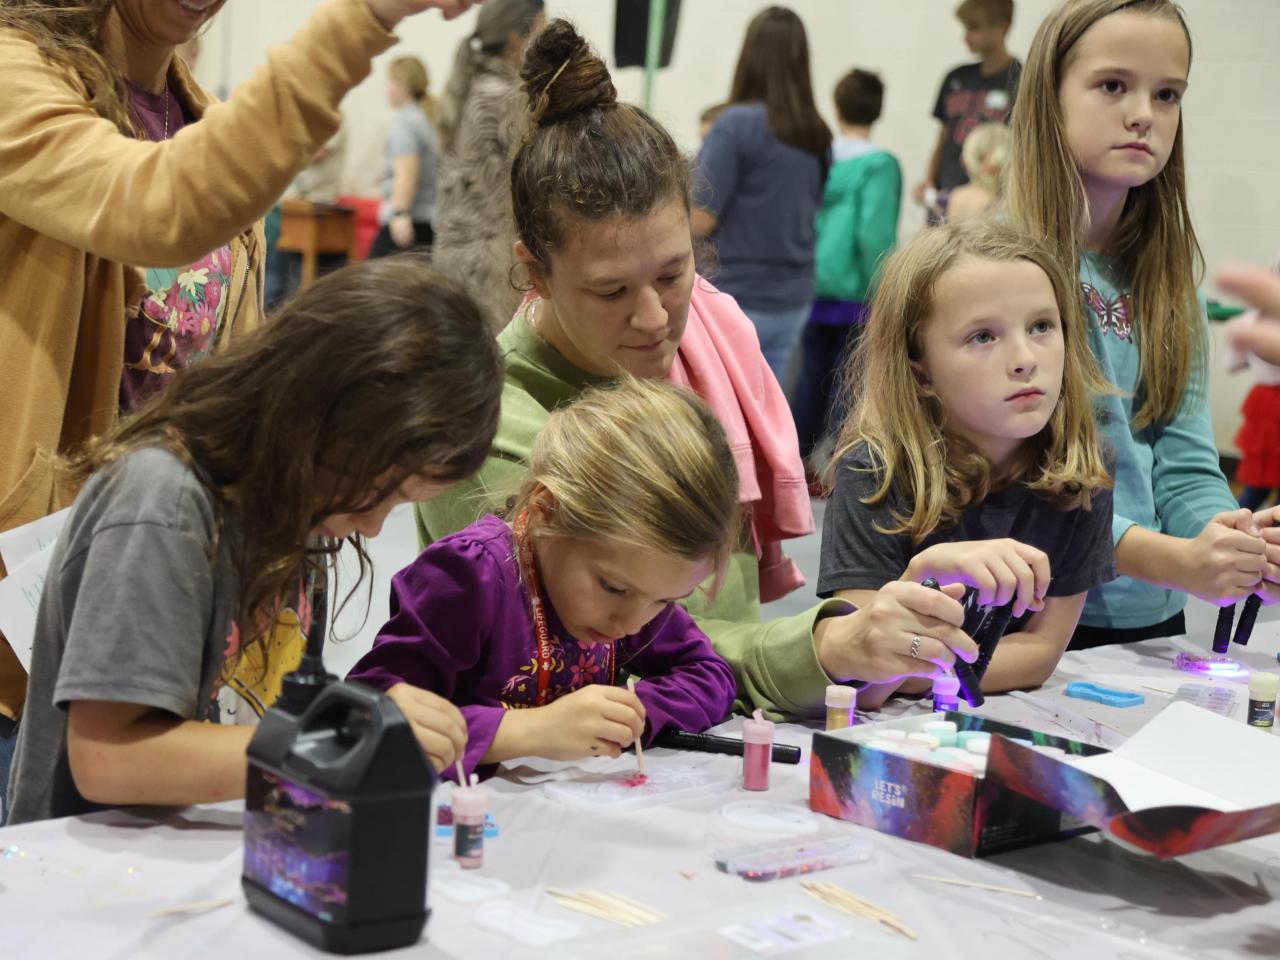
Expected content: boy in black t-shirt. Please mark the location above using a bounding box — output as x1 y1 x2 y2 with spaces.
914 0 1021 221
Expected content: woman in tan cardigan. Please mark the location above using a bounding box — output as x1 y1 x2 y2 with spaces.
0 0 474 808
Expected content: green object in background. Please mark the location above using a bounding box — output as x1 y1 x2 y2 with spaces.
642 0 667 111
1207 299 1246 323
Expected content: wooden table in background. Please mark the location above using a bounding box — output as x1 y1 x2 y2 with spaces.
276 199 358 289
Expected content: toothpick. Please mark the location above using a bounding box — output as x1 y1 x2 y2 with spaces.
801 881 917 941
627 676 646 777
911 872 1038 898
546 888 664 927
604 890 668 921
146 898 233 919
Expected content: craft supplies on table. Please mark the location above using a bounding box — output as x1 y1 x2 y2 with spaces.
1167 683 1238 717
1064 680 1145 708
543 762 734 811
713 834 874 881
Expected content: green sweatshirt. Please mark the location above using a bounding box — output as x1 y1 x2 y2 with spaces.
814 142 901 304
416 307 848 720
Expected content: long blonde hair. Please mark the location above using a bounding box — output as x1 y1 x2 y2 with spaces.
390 55 441 130
831 219 1113 542
512 379 740 575
1006 0 1201 429
961 122 1010 196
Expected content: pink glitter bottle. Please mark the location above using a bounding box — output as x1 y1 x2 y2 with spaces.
742 709 774 791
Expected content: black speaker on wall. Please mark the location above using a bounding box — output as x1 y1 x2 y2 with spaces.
614 0 683 69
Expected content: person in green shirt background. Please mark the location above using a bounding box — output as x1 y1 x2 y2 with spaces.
790 67 901 477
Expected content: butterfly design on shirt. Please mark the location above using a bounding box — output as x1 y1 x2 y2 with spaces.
1081 282 1133 341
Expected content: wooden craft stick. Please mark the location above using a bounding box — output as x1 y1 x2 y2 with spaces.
547 889 645 927
546 888 665 927
455 759 466 787
146 898 234 919
580 892 654 926
606 890 668 921
910 872 1038 898
801 881 918 941
550 895 639 927
627 677 646 777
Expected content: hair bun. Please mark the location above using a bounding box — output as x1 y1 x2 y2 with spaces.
520 19 616 126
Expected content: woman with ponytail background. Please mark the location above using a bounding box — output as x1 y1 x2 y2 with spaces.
370 55 442 257
433 0 545 331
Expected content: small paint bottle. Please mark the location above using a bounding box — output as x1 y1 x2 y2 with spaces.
452 781 489 869
825 685 855 731
932 675 960 713
923 720 958 748
1247 672 1278 729
742 709 774 791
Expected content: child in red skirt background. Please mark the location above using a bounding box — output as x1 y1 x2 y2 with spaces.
1226 252 1280 511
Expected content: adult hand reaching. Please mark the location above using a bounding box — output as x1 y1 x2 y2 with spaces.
366 0 480 30
1217 263 1280 365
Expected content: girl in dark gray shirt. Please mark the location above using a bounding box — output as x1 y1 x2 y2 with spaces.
6 259 499 824
818 220 1115 711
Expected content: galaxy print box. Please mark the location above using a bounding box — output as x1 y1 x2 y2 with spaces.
811 702 1280 859
809 712 1105 858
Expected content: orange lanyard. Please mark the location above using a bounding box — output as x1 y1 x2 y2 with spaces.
513 512 614 705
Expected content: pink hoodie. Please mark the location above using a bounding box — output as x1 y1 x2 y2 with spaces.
668 279 813 602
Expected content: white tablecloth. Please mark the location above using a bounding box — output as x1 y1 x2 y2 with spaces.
3 625 1279 960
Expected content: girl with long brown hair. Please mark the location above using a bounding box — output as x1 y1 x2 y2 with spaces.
692 6 832 382
821 220 1115 708
5 258 502 824
1006 0 1274 647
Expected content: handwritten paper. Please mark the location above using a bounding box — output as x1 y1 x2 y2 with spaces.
0 508 68 572
0 540 55 673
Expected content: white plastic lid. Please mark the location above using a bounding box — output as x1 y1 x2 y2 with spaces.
932 675 961 697
452 783 489 817
907 733 941 750
923 720 957 735
743 708 775 745
825 684 855 708
966 739 991 756
1249 672 1279 697
877 728 908 741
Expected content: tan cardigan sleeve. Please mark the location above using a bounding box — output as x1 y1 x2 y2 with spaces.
0 0 395 269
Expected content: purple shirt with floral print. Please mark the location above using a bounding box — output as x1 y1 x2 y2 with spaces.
347 515 738 782
120 80 235 413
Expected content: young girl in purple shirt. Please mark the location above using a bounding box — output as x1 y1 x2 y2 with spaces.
348 379 740 781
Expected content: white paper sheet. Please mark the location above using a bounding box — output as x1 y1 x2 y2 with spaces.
0 507 68 572
0 539 55 673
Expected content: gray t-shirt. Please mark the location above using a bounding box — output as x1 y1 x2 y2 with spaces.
696 103 826 312
379 103 440 226
6 449 240 824
818 443 1115 634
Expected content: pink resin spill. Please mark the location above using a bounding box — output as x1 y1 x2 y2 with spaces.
619 773 650 788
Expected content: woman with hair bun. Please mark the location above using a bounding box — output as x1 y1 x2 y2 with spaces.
415 19 980 721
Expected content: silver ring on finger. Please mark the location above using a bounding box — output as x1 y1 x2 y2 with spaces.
909 635 924 660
